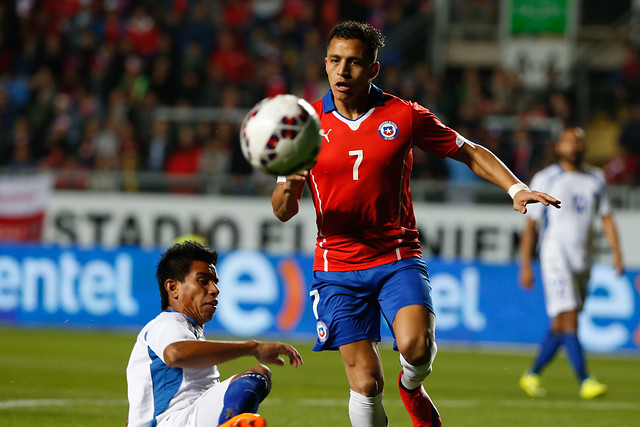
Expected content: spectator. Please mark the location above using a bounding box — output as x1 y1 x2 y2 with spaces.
604 146 639 186
619 102 640 160
146 119 171 172
165 125 201 175
208 30 253 84
125 6 159 59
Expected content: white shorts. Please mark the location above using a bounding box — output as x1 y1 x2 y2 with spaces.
540 253 590 318
157 377 232 427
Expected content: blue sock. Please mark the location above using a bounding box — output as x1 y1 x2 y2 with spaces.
530 329 563 374
218 373 270 425
562 332 588 383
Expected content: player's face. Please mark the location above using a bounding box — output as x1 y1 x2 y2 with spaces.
555 128 585 165
325 38 379 109
168 260 219 325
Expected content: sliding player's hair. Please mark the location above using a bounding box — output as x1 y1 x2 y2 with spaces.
156 241 218 310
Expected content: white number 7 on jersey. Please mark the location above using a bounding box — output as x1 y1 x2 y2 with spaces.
349 150 363 180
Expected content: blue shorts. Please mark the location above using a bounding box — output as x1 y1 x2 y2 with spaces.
310 257 433 351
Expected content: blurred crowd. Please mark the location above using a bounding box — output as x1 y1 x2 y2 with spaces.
0 0 639 194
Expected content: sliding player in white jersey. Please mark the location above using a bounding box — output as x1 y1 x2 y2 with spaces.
126 241 302 427
518 127 624 399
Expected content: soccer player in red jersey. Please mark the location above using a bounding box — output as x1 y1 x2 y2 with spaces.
272 21 560 427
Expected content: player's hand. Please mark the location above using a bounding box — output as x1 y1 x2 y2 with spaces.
613 253 625 276
519 265 534 290
254 341 303 368
513 190 561 214
285 170 308 185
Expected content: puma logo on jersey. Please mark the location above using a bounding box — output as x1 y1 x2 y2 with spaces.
321 129 332 142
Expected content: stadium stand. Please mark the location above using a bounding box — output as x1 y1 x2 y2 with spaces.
0 0 638 199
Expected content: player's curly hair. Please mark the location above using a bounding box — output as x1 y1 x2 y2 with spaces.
156 241 218 310
328 20 385 64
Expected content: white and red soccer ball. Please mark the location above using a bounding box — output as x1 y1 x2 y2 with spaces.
240 94 322 176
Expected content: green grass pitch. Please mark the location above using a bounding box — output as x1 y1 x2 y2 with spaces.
0 326 639 426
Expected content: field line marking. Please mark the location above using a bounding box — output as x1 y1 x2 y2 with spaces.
264 398 640 411
2 397 639 412
0 399 127 409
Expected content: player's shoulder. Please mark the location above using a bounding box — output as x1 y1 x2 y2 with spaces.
531 163 563 183
581 164 606 182
145 310 189 331
382 91 423 112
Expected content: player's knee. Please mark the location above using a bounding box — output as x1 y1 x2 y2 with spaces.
352 372 385 397
246 364 272 392
397 334 436 366
249 364 272 381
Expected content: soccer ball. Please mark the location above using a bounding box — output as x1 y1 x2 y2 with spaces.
240 94 322 176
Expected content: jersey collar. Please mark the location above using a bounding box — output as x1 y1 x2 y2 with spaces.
322 84 386 114
164 309 198 327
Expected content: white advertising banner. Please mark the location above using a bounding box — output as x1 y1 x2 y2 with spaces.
43 192 640 267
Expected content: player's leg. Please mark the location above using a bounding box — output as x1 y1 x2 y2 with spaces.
378 258 440 427
519 319 563 397
311 270 388 427
556 272 606 398
339 339 388 427
186 365 271 426
393 305 441 427
217 365 272 425
520 255 574 397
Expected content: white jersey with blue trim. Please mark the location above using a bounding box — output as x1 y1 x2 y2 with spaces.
126 310 220 427
526 163 611 271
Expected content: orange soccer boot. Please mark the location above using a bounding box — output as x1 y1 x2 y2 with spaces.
219 413 266 427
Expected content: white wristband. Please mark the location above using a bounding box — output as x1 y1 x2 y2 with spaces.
508 183 530 199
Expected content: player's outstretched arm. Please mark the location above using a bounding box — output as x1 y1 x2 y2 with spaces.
253 341 303 367
450 141 561 214
602 213 625 275
519 218 538 289
272 171 308 222
163 339 302 369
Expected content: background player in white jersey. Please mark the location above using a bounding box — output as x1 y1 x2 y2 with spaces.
273 21 560 427
126 241 302 427
519 127 624 399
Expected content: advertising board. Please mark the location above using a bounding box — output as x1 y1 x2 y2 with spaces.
1 244 638 353
42 193 640 267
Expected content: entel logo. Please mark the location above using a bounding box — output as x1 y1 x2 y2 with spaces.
215 251 306 336
0 253 138 316
430 267 486 332
579 264 636 352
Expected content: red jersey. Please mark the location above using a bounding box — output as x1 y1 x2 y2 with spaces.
307 86 462 272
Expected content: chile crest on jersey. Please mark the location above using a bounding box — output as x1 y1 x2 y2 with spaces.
378 120 399 140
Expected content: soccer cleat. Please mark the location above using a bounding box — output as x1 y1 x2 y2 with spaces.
579 377 607 399
519 372 545 397
398 372 441 427
219 413 266 427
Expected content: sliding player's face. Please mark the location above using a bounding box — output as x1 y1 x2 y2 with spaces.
325 38 379 106
556 128 586 165
168 260 219 325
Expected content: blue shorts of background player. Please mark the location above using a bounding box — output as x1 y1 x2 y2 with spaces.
310 257 434 351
